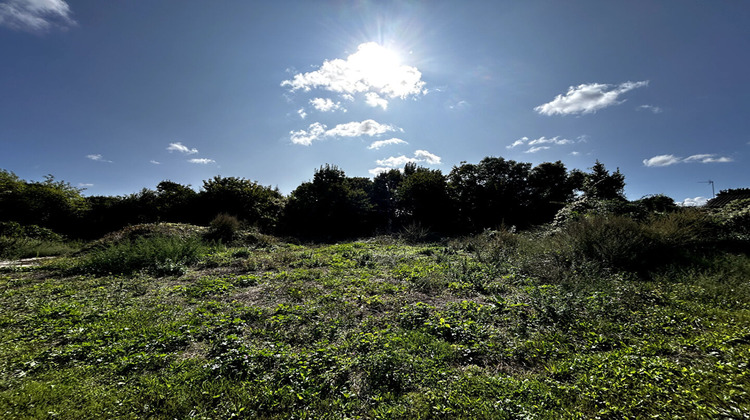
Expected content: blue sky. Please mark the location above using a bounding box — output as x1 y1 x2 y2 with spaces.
1 0 748 206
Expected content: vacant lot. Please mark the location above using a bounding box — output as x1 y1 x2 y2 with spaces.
1 225 748 418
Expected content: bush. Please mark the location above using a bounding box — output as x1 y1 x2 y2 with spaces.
519 215 654 281
206 213 241 243
711 198 750 239
0 222 75 259
75 235 208 275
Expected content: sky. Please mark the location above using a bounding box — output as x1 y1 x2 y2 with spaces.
1 0 749 206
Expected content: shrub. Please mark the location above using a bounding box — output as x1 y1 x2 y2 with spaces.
711 198 750 239
206 213 241 243
75 235 208 275
0 222 75 259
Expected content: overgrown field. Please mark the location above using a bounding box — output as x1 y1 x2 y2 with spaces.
1 219 749 418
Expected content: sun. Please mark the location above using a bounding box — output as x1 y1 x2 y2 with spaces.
349 42 406 93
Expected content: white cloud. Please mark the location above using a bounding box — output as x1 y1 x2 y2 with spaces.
374 149 442 171
86 154 112 163
376 155 416 167
507 136 576 153
0 0 75 32
290 122 327 146
290 119 399 145
150 160 161 165
365 92 388 110
535 81 649 115
77 183 93 188
368 167 394 176
188 158 216 165
644 153 733 167
683 154 733 164
643 154 681 167
680 197 708 207
297 108 307 119
281 42 426 107
638 104 663 114
328 120 397 137
167 142 198 154
368 138 408 150
414 149 442 164
309 97 345 112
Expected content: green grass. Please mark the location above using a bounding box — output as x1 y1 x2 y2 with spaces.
1 224 748 418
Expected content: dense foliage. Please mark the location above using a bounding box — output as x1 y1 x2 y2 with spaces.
1 157 633 240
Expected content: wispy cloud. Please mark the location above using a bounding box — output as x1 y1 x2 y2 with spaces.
77 183 93 188
86 154 112 163
150 160 161 165
0 0 76 32
188 158 216 165
167 142 198 154
643 153 733 167
638 104 663 114
297 108 307 119
281 42 426 108
507 136 578 153
290 119 399 146
535 81 649 115
309 97 345 113
368 138 407 150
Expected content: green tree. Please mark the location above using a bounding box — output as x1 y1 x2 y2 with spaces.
527 161 574 225
199 176 283 231
282 165 374 239
155 180 198 223
397 166 453 231
581 160 626 200
371 169 404 232
0 170 87 234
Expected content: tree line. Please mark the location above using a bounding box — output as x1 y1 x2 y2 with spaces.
1 157 632 239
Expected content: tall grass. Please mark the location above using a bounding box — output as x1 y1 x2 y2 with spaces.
75 235 208 275
0 236 79 259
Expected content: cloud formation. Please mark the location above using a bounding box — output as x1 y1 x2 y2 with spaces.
414 150 442 164
370 149 442 174
86 154 112 163
0 0 75 32
507 136 578 153
680 197 708 207
290 119 398 146
281 42 426 108
309 98 345 113
368 138 407 150
167 142 199 154
188 158 216 165
535 81 648 115
638 104 663 114
643 153 733 167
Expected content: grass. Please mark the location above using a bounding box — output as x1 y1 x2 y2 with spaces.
0 217 748 418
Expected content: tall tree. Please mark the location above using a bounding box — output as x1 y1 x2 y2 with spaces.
581 160 626 200
199 176 284 230
282 165 373 239
397 166 453 231
527 161 573 225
